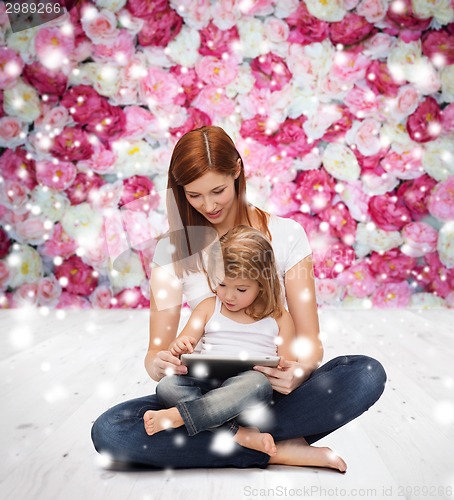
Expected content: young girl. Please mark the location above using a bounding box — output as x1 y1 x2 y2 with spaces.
143 226 346 471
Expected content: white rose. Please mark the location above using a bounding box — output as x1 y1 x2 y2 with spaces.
112 139 156 176
95 0 127 12
322 143 361 181
61 202 104 252
166 27 201 67
108 251 145 290
345 118 382 156
117 9 145 35
237 18 268 59
315 278 344 305
274 0 299 18
225 64 255 99
7 244 43 288
406 57 440 95
6 29 37 64
362 173 399 195
388 39 421 85
423 137 454 181
245 175 272 209
30 186 69 222
294 148 322 171
355 222 403 256
83 62 120 97
170 0 211 30
438 222 454 268
440 65 454 102
305 0 346 21
304 105 342 140
412 0 454 25
380 122 418 154
410 293 446 309
287 84 318 118
363 33 395 60
3 78 41 123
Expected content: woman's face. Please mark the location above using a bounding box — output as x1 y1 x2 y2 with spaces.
183 169 239 225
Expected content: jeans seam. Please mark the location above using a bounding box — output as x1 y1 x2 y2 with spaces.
176 401 198 436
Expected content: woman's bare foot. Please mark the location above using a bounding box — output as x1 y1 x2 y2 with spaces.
269 437 347 472
143 407 184 436
233 426 277 456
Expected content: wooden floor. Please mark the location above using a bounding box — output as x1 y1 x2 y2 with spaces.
0 307 453 500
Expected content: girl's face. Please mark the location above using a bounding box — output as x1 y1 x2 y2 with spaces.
183 169 240 225
216 276 260 313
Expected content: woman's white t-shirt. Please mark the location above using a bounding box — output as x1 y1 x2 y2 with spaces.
152 214 312 319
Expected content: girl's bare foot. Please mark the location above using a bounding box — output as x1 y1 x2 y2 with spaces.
143 407 184 436
233 426 277 456
269 437 347 472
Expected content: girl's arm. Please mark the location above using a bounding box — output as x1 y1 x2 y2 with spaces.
276 309 298 362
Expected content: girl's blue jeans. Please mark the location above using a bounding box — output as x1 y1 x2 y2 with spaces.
91 355 386 469
156 370 273 436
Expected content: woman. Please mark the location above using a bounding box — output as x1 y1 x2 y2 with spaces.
91 126 386 469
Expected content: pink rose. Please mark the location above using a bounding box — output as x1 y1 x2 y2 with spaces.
332 49 370 84
264 17 290 44
337 262 377 298
401 222 438 257
0 47 23 90
171 66 202 107
395 84 420 117
192 86 236 120
55 255 98 295
112 287 149 309
34 27 75 70
363 32 395 59
14 215 50 246
369 193 412 231
422 29 454 65
0 179 30 213
406 97 441 143
322 107 355 143
344 86 380 118
139 67 180 107
286 2 329 45
268 182 300 216
196 56 238 87
60 85 107 125
366 60 401 97
92 30 135 66
81 8 119 45
0 260 10 289
0 117 25 148
37 275 62 306
122 106 158 140
50 127 94 162
78 143 117 175
313 241 356 280
127 0 167 18
137 9 183 47
319 202 357 245
13 283 39 307
356 0 387 23
273 116 313 158
397 174 437 220
315 278 344 304
65 172 105 205
169 107 211 139
293 169 336 214
250 53 292 92
240 115 278 146
372 282 412 308
82 240 110 272
0 226 10 259
34 105 70 132
199 22 240 58
56 292 91 309
36 160 77 191
240 0 274 15
85 101 126 143
441 103 454 135
427 177 454 222
120 175 159 212
329 13 375 45
346 118 381 156
90 285 113 308
0 148 37 190
384 0 431 41
380 149 423 180
41 223 78 259
368 248 417 283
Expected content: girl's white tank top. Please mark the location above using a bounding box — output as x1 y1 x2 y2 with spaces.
201 296 279 357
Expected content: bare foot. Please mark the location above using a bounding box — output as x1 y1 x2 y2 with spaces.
233 426 277 456
143 407 184 436
269 437 347 472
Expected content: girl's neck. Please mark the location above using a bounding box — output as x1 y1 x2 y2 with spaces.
219 301 256 324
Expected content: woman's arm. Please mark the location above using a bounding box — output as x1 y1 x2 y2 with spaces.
144 266 186 382
276 309 297 362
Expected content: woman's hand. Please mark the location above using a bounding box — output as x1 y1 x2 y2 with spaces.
253 359 312 395
149 350 188 381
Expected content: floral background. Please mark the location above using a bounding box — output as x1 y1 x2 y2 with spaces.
0 0 453 310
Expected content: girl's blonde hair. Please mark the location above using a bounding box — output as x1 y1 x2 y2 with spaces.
165 125 270 278
206 225 284 321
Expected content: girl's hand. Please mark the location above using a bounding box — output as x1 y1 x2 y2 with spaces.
151 350 188 381
253 359 311 395
169 336 197 357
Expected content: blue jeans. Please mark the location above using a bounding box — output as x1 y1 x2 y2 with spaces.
156 371 273 436
91 355 386 469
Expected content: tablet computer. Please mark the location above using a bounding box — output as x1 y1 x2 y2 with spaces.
180 354 280 380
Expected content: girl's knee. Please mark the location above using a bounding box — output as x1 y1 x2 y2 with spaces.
243 370 273 399
156 375 180 400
